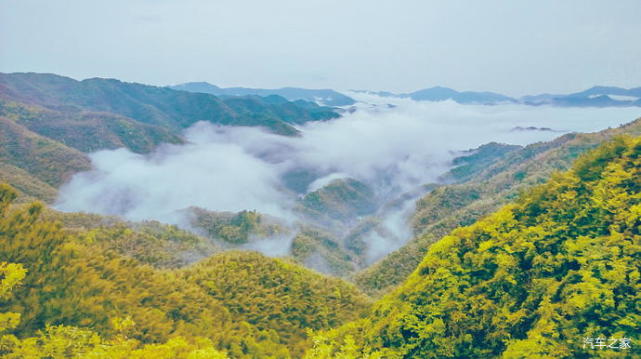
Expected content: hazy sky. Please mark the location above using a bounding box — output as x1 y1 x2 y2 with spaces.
2 0 640 95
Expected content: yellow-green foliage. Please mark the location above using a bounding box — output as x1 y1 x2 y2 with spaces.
0 262 26 335
309 135 641 358
291 228 357 277
0 116 91 188
356 118 641 296
0 260 229 358
188 208 288 245
0 186 283 357
182 251 371 357
298 178 376 224
0 163 57 203
43 210 220 268
0 184 369 358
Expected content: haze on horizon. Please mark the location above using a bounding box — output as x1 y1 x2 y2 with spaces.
1 0 641 96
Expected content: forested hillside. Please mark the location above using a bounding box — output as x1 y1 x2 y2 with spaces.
0 99 184 154
0 72 341 203
355 118 641 295
0 184 370 358
306 134 641 358
0 113 90 202
0 73 339 138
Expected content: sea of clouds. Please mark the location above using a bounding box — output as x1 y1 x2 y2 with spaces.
55 94 641 260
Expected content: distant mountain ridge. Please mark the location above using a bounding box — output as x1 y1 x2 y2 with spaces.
132 77 641 108
0 73 341 137
172 81 356 106
521 85 641 107
359 85 641 107
405 86 516 104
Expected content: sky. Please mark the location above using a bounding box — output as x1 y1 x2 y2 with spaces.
1 0 640 96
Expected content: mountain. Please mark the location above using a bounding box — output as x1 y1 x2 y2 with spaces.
521 85 641 107
0 98 184 154
405 86 517 104
0 73 341 139
439 142 522 183
0 183 371 358
571 85 641 98
184 207 290 246
182 202 367 277
305 133 641 358
182 251 370 356
298 178 378 226
359 86 517 104
172 81 356 106
0 115 91 199
355 117 641 296
367 85 641 107
44 209 221 268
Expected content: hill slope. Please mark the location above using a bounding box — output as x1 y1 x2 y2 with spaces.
355 118 641 295
182 251 370 356
0 183 370 358
306 134 641 358
0 99 183 154
0 73 340 137
0 116 91 189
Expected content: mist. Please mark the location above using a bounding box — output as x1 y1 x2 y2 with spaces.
55 95 641 259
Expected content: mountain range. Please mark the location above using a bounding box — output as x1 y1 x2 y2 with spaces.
171 82 356 106
173 81 641 107
360 85 641 106
0 72 340 139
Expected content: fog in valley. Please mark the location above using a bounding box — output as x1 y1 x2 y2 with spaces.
55 94 641 263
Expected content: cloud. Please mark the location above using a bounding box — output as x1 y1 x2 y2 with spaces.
55 95 641 258
55 129 289 223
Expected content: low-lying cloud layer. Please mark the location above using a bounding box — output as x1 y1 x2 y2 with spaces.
55 95 641 258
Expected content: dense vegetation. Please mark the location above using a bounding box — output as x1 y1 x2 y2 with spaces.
298 178 377 227
306 134 641 358
0 115 90 188
185 206 362 277
0 98 184 154
0 73 339 139
42 209 220 268
355 118 641 295
182 251 370 357
186 208 289 246
0 184 370 358
290 226 359 276
1 261 230 358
